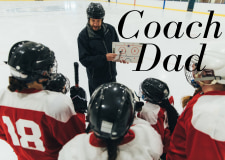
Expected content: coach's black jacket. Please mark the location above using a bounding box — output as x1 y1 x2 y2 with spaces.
78 23 119 84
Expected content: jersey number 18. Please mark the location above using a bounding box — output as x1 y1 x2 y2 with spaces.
2 116 45 152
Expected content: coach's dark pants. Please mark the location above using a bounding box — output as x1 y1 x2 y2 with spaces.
88 77 116 97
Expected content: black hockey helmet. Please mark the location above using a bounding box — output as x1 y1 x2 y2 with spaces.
140 78 169 104
88 82 136 140
86 2 105 19
8 41 56 82
46 73 70 94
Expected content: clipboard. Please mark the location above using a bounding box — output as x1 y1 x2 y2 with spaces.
112 42 143 63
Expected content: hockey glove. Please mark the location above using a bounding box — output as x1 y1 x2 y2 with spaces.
70 86 87 114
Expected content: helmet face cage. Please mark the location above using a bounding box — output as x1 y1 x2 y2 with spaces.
39 57 58 82
88 82 136 140
186 42 225 85
50 59 58 75
138 83 145 100
184 69 201 88
184 56 201 88
140 78 169 104
185 55 220 87
63 76 70 94
8 41 57 83
86 2 105 19
47 73 70 94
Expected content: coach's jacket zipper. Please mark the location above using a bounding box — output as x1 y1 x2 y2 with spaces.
102 40 112 80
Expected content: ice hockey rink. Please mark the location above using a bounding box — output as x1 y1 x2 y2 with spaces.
0 0 225 159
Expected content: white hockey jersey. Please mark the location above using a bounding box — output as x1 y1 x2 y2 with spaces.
59 124 163 160
0 88 86 160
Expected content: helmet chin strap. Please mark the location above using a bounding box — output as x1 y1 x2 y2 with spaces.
195 76 225 85
198 80 217 86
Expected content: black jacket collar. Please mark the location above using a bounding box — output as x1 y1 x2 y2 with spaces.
86 23 108 38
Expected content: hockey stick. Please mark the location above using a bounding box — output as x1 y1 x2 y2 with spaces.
72 62 86 100
74 62 79 88
70 62 87 113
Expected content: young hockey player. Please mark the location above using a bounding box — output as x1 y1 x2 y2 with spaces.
59 82 163 160
167 42 225 160
0 41 85 160
138 78 179 159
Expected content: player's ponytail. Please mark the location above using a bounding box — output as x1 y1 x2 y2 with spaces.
159 99 179 133
8 76 27 92
105 137 123 160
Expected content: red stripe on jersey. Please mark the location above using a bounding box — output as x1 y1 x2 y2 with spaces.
0 105 85 160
